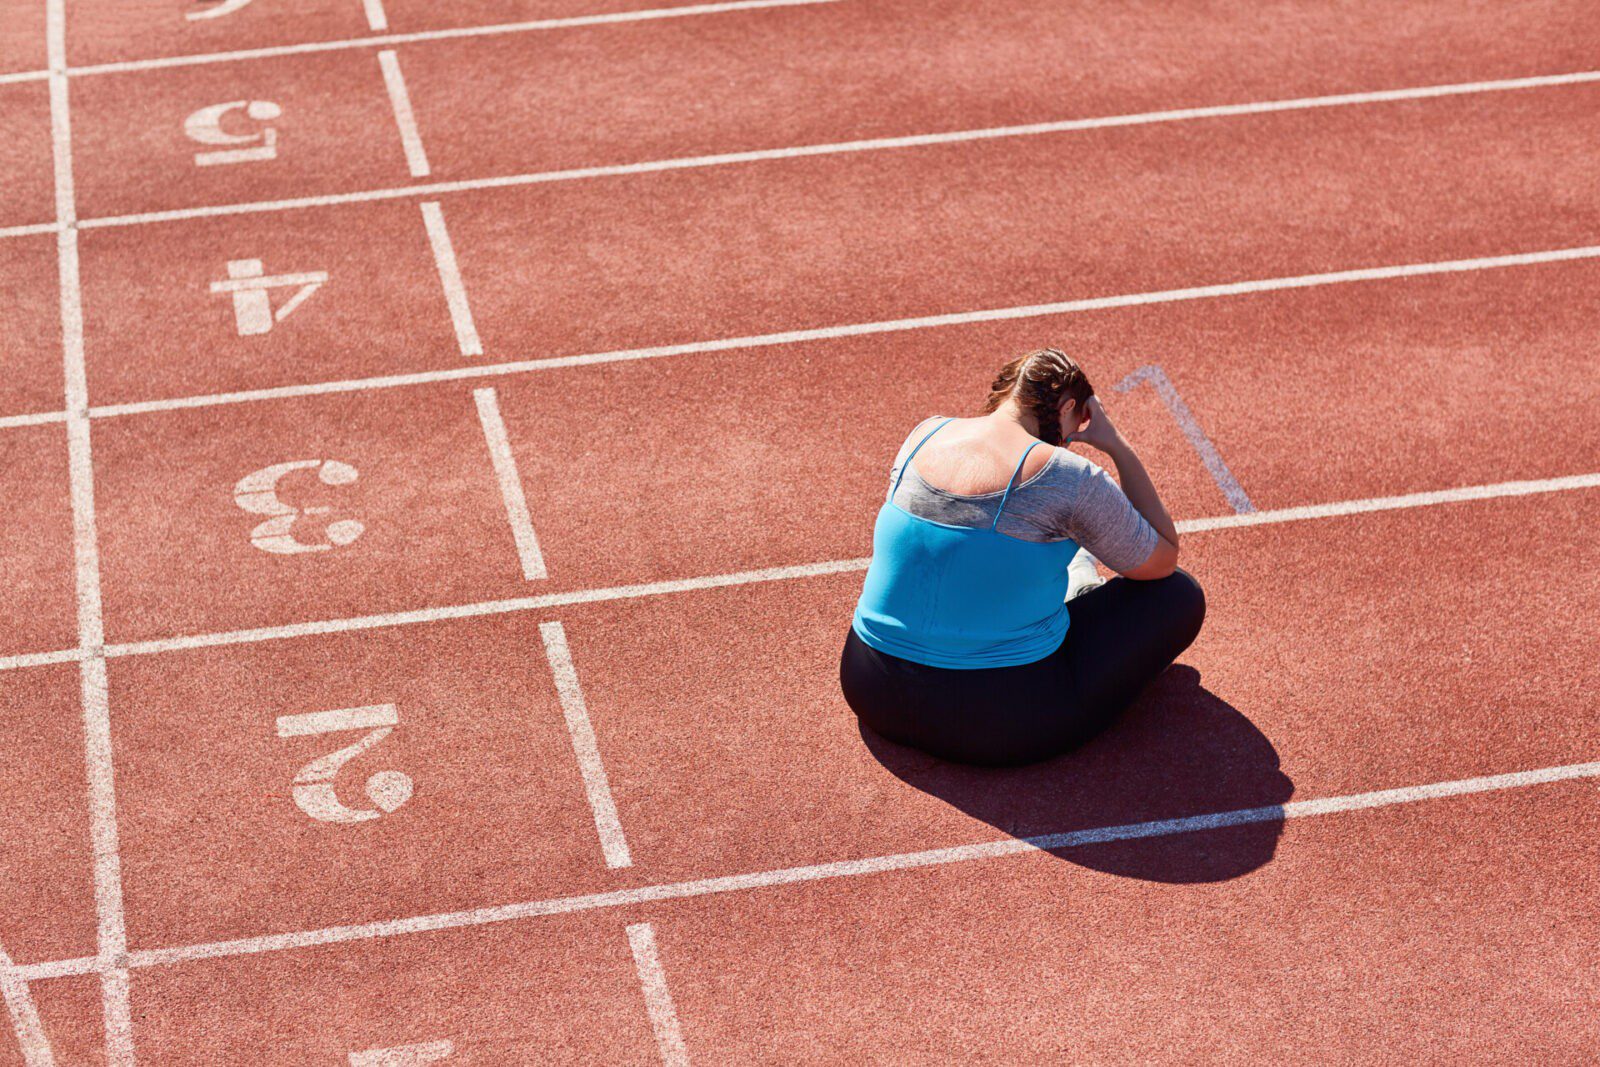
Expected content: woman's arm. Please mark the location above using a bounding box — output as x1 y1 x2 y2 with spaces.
1068 397 1179 579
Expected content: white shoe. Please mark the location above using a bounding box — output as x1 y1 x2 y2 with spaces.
1066 547 1106 601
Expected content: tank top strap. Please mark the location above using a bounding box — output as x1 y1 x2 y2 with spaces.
991 441 1042 530
890 417 955 495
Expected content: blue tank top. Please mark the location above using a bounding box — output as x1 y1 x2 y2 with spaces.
851 419 1080 669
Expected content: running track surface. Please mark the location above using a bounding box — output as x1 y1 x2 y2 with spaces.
2 0 1598 1062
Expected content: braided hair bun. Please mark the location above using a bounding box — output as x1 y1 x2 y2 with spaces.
981 347 1094 446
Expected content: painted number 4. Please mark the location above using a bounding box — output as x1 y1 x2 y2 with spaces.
210 258 327 336
276 705 414 824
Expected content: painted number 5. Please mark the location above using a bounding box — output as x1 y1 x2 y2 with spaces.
275 705 414 824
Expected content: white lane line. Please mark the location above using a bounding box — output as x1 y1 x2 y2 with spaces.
472 388 547 580
18 69 1594 237
57 0 840 79
0 410 69 430
0 470 1581 674
539 622 633 869
9 757 1579 975
11 958 98 984
0 222 61 239
70 243 1600 421
626 924 690 1066
0 943 55 1066
362 0 389 32
377 50 429 178
1172 473 1600 533
0 69 49 86
46 1 133 1062
421 202 482 356
0 648 84 671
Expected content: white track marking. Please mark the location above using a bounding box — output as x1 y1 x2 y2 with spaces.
0 648 85 671
47 2 133 1061
473 388 547 579
539 622 633 868
11 758 1596 981
361 0 389 32
0 221 63 239
0 943 54 1066
421 202 482 356
12 958 98 983
60 243 1600 421
348 1039 453 1065
0 69 1580 240
1 66 1595 243
0 411 69 430
1115 364 1253 514
1172 473 1600 533
377 50 429 178
61 0 841 79
0 469 1587 675
626 924 690 1066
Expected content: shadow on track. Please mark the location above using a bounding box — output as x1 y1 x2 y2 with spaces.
860 665 1293 883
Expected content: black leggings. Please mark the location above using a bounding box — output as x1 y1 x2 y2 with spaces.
840 570 1206 766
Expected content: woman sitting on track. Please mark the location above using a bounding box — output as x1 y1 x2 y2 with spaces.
840 347 1205 766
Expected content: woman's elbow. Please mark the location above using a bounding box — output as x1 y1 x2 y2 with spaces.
1121 537 1179 580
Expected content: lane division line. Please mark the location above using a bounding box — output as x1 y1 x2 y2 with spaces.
472 387 547 580
420 201 482 356
377 50 429 177
626 924 690 1066
362 0 389 32
540 622 633 869
16 758 1600 980
0 943 54 1066
0 69 1588 241
0 469 1592 674
45 1 133 1062
47 0 841 80
69 243 1600 421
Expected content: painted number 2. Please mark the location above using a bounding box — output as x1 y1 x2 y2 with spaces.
276 705 415 824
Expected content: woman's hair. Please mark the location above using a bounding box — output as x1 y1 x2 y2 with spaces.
981 347 1095 445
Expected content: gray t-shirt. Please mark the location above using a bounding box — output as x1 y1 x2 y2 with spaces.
888 418 1160 573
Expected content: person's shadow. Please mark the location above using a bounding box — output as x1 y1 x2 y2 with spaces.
860 665 1293 883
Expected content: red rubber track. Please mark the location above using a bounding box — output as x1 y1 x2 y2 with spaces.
2 0 1599 1062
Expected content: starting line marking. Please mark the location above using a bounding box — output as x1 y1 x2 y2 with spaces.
2 68 1596 243
377 50 429 178
46 1 134 1062
472 387 548 580
540 622 633 869
421 202 483 356
14 757 1600 984
0 469 1594 674
0 942 53 1066
362 0 389 33
0 241 1576 429
627 923 690 1067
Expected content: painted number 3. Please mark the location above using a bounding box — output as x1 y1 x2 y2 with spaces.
276 705 415 824
234 459 364 554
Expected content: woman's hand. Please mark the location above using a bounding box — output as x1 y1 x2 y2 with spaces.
1065 396 1125 454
